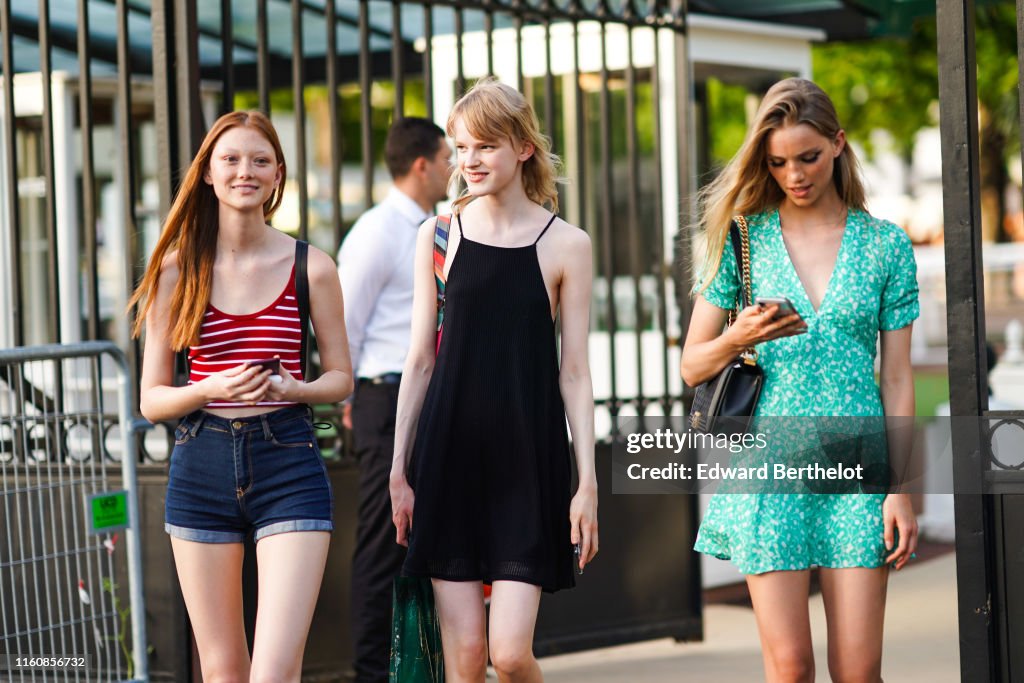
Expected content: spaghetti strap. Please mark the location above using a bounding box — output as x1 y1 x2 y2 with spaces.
533 214 557 245
456 212 465 237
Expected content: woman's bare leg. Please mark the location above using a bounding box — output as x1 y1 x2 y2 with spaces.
432 579 488 683
819 566 888 683
745 569 815 683
249 531 330 683
170 538 250 683
488 581 543 683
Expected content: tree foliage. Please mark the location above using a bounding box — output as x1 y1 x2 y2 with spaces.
812 25 937 160
812 6 1021 240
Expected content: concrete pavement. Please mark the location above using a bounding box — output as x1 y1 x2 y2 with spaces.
539 551 960 682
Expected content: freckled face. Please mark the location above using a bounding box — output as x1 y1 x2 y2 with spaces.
453 117 533 199
204 126 282 212
765 123 845 208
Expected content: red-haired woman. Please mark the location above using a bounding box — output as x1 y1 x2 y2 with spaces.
130 111 353 682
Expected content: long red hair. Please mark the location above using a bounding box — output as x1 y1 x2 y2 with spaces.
128 111 287 349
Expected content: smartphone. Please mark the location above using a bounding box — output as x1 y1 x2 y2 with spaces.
755 296 802 322
247 358 281 375
574 543 584 575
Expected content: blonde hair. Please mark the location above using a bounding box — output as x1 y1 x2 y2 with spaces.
695 78 866 291
128 111 286 349
446 78 561 214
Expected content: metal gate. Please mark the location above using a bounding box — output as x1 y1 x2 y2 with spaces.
0 341 148 682
1 0 701 677
937 1 1024 680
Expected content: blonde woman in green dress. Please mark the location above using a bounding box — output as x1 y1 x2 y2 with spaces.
681 78 919 682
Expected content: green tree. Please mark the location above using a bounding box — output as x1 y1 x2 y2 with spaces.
812 6 1020 241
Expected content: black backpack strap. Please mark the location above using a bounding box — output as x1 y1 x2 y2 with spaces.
295 240 311 378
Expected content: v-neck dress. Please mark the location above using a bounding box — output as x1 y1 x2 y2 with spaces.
693 209 920 574
402 215 576 593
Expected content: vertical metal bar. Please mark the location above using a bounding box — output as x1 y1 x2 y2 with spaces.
649 18 671 413
46 358 70 663
39 5 67 572
151 0 178 217
671 0 692 384
937 0 998 678
258 0 271 114
51 358 73 666
86 353 109 678
64 361 90 676
1017 0 1024 218
1 0 23 347
221 0 235 114
78 0 100 341
110 347 148 682
292 0 308 241
625 23 644 410
12 364 33 665
359 0 373 210
176 0 203 162
38 0 62 344
423 3 434 115
454 7 466 95
0 366 18 666
32 362 55 655
392 0 405 117
117 0 140 392
572 9 585 229
598 13 619 426
543 11 555 144
326 0 344 250
513 10 524 92
484 6 495 77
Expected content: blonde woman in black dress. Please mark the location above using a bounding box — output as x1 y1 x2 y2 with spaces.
390 79 598 683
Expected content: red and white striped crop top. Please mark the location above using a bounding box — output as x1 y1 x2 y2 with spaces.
188 264 304 408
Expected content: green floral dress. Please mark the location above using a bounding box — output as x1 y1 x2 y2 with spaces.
692 208 920 574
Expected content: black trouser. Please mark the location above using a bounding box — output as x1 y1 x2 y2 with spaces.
350 381 406 683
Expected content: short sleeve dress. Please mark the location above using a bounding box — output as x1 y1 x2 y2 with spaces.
693 208 920 574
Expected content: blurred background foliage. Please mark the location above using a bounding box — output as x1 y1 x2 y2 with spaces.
816 4 1019 242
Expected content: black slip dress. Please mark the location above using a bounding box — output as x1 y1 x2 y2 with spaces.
403 212 575 593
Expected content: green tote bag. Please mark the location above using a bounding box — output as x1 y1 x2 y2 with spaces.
389 576 445 683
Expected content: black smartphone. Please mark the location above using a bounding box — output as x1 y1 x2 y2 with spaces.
247 358 281 375
755 296 802 322
574 543 584 575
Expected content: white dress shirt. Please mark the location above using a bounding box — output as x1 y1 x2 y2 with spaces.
338 187 429 379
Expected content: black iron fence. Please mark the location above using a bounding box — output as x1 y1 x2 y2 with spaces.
1 0 702 678
0 0 696 448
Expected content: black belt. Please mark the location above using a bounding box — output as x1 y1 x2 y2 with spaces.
358 372 402 386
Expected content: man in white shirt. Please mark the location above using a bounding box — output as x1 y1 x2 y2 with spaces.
338 117 449 683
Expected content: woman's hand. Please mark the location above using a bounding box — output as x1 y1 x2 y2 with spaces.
390 475 415 547
882 492 918 570
263 357 303 404
570 484 599 572
200 363 272 404
725 304 807 348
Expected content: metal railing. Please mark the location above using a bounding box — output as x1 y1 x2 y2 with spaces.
0 0 691 443
0 341 147 682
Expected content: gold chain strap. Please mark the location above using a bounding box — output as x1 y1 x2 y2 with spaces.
732 215 758 362
735 215 752 310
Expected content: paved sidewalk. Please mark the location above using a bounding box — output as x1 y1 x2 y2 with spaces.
539 552 960 682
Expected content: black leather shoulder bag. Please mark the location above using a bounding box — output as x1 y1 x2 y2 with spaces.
689 216 763 435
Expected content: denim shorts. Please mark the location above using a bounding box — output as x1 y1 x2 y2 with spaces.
164 405 334 543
